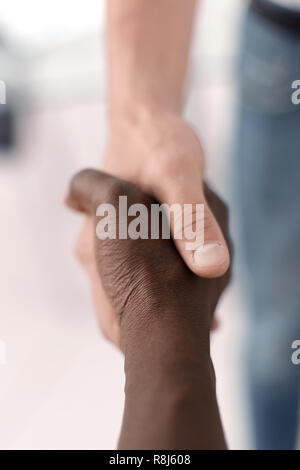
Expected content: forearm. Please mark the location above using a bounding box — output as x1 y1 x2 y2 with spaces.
107 0 198 116
118 309 227 450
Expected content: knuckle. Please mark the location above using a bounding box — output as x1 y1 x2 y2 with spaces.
70 168 96 195
105 179 131 206
103 179 151 213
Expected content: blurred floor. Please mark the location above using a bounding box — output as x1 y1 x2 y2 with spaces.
0 0 249 450
0 104 125 450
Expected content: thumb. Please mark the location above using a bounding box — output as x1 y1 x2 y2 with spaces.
154 181 230 279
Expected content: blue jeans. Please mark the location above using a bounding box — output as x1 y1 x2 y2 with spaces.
233 5 300 450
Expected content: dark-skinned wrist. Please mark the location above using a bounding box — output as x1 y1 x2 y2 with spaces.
120 300 214 388
118 306 224 450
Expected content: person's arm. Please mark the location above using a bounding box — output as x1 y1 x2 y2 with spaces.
71 0 230 349
66 169 230 449
108 0 197 114
103 0 230 280
119 306 226 449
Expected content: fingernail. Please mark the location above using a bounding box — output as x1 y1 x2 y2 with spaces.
194 242 227 268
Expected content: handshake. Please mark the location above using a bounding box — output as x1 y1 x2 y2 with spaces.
66 168 231 450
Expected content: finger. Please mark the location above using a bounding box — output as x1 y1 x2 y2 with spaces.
153 180 230 279
65 168 118 215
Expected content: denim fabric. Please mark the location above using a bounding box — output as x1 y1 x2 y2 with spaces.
233 5 300 449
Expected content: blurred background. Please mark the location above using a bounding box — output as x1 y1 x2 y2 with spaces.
0 0 250 449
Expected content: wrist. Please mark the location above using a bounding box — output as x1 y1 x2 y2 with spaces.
121 302 212 383
106 104 194 175
108 100 176 134
124 343 214 394
105 103 185 180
